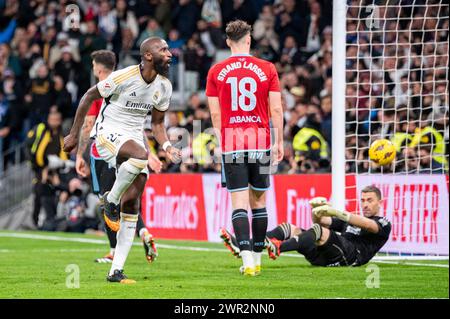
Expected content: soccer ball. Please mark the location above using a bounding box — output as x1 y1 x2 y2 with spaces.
369 139 396 166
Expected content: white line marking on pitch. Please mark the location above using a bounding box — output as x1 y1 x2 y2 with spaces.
0 232 448 268
370 260 449 268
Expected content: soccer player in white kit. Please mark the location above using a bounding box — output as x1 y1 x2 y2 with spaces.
64 37 181 283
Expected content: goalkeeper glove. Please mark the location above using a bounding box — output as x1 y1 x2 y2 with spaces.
309 197 330 208
312 205 351 222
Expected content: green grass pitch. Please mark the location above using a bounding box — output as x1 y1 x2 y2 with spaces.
0 230 448 299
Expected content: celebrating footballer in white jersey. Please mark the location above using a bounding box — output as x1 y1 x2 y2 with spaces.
64 37 181 284
92 64 172 138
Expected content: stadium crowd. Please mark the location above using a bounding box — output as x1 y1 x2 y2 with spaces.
0 0 448 231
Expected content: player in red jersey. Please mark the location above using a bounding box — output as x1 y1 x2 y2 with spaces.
206 20 284 276
75 50 160 264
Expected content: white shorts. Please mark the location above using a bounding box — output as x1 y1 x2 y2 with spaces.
95 130 149 176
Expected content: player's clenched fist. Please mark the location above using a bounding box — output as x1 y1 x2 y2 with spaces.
309 197 329 208
148 152 163 173
63 134 78 153
166 145 182 164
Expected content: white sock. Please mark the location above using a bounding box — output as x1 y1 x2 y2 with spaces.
109 213 138 276
138 228 147 238
109 248 115 255
252 252 262 267
107 160 144 205
240 250 254 269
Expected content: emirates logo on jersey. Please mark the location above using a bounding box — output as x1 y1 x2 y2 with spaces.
104 83 111 89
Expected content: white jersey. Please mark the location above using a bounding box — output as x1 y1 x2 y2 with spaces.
90 64 172 138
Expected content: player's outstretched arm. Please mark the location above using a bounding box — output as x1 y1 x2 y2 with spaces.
312 205 380 234
151 108 181 163
269 91 284 163
64 86 102 153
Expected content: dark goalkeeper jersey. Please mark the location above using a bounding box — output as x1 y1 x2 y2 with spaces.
330 215 391 266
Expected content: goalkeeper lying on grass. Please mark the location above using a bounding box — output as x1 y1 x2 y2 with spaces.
220 185 391 267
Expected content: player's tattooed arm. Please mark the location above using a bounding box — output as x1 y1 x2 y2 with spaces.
77 116 96 156
142 131 163 173
151 108 181 163
75 115 96 177
64 86 102 153
151 108 170 146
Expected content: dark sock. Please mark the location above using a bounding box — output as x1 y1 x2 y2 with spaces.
266 222 292 240
105 223 117 249
280 237 301 253
251 208 268 252
232 209 251 251
136 214 146 235
294 228 317 256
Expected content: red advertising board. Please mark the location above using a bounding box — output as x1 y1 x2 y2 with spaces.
273 174 331 231
141 173 448 255
141 174 208 240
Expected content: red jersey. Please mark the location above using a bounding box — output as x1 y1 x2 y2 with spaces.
87 98 103 117
206 55 280 153
87 99 103 157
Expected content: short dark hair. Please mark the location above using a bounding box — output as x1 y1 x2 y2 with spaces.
225 20 252 42
361 185 382 200
91 50 116 71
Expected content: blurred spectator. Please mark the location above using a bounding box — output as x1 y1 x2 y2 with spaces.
40 26 58 66
192 131 219 173
320 95 332 145
274 0 303 48
114 0 139 41
56 177 97 233
54 46 82 94
292 104 330 171
26 111 72 228
27 63 54 127
410 121 448 170
197 19 222 58
279 36 302 66
253 5 279 53
137 18 166 47
167 29 185 89
287 101 307 139
97 0 119 47
184 35 210 89
172 0 201 41
0 43 21 79
0 1 18 44
48 32 80 70
222 0 258 27
0 0 447 180
201 0 222 29
417 148 444 174
53 75 73 130
79 20 107 79
154 0 173 35
391 113 417 155
302 0 326 57
0 91 12 153
1 68 24 151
